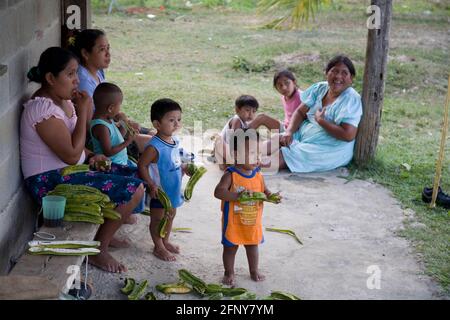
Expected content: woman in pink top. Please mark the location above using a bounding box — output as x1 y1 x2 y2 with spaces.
20 47 145 273
273 69 302 130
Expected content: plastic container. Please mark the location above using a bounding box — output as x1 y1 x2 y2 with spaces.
42 195 66 227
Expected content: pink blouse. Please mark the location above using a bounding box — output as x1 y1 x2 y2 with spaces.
20 97 85 179
281 88 302 129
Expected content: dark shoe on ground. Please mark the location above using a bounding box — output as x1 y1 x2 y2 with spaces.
422 186 450 209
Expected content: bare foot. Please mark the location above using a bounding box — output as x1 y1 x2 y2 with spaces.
250 271 265 282
222 272 235 286
153 247 176 261
109 236 131 248
89 252 127 273
124 214 138 225
163 241 180 254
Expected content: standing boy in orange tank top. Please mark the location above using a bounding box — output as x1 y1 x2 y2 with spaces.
214 129 281 285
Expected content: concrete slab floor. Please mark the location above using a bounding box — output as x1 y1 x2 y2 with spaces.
86 157 445 300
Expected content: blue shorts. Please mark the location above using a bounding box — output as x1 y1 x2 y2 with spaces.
147 197 164 209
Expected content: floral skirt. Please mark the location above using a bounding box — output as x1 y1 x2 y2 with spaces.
25 163 145 212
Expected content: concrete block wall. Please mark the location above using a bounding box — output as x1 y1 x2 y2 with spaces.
0 0 61 274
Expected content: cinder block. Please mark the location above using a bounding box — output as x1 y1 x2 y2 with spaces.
0 102 20 159
0 9 17 61
47 19 62 45
8 49 29 100
0 14 7 61
0 66 9 114
29 22 61 65
17 0 36 48
7 0 23 7
36 0 60 30
0 151 22 212
0 0 61 276
0 187 36 275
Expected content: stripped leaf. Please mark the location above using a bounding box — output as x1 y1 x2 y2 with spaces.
266 227 303 245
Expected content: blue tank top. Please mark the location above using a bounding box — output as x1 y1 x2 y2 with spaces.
147 135 184 208
90 119 128 165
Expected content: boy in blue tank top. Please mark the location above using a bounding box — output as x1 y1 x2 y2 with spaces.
90 83 144 223
90 82 136 167
138 98 191 261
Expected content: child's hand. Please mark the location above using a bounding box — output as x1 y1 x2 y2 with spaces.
280 133 293 147
237 190 254 203
128 120 141 134
114 112 128 122
266 192 282 204
235 190 246 202
125 132 134 144
147 183 159 199
181 164 193 177
89 154 111 172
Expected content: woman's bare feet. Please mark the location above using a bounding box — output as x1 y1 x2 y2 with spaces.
89 252 127 273
109 236 131 248
153 246 176 261
250 271 265 282
222 272 235 286
124 214 138 225
163 241 180 254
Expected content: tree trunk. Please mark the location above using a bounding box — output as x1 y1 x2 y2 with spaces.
354 0 392 166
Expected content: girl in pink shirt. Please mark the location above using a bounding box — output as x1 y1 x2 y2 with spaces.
273 70 302 129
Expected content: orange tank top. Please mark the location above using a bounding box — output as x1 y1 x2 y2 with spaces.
221 167 265 246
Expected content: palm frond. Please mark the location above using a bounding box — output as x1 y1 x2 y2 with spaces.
258 0 330 29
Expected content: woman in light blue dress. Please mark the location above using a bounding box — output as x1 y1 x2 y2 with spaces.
274 55 363 173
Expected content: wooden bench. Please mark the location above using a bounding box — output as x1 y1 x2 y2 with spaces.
6 221 99 299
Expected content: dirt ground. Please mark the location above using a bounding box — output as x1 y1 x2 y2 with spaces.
86 138 445 300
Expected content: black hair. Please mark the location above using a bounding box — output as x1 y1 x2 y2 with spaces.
27 47 78 84
93 82 123 111
235 95 259 110
273 69 297 87
68 29 106 64
325 55 356 77
231 128 260 152
151 98 182 122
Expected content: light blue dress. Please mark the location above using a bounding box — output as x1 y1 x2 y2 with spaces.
77 65 105 98
281 81 362 173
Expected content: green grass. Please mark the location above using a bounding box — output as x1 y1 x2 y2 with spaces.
92 1 450 294
91 0 258 12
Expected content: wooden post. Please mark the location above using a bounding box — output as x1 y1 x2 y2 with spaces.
354 0 393 166
61 0 91 49
430 75 450 208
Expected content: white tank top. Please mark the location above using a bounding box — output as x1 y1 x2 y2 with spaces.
220 115 249 143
